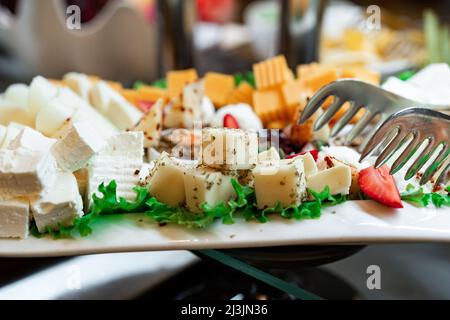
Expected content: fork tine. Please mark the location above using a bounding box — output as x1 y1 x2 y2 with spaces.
434 160 450 188
357 116 387 153
390 134 421 174
359 117 397 162
373 129 407 168
344 111 377 145
313 97 344 130
404 137 435 180
298 83 337 124
420 144 450 185
330 101 362 137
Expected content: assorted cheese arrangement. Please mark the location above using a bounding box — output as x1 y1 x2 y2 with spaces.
0 55 448 240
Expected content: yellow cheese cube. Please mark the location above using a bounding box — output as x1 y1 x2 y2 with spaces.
167 69 198 98
301 68 338 92
204 72 235 107
253 55 293 90
138 86 167 102
120 89 141 106
226 82 254 105
252 89 285 124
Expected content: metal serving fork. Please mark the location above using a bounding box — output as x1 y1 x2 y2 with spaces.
298 79 449 149
360 108 450 186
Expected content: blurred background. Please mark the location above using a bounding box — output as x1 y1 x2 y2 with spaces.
0 0 449 300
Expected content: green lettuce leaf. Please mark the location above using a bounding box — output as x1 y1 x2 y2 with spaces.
401 184 450 207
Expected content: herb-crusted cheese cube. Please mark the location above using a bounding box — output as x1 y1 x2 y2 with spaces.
145 152 193 207
31 172 83 232
253 157 307 209
0 198 30 239
257 147 280 163
51 122 106 172
183 167 236 214
133 99 163 147
201 128 258 170
0 149 56 200
306 165 352 195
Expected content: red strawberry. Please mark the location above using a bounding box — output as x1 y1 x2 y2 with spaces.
286 149 319 161
137 100 154 113
223 114 240 129
359 165 403 208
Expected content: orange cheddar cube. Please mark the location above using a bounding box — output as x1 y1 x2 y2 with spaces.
120 89 141 106
138 86 167 102
301 68 338 92
340 68 380 85
281 81 308 107
204 72 235 107
226 82 254 105
253 89 285 124
167 68 198 97
253 55 293 90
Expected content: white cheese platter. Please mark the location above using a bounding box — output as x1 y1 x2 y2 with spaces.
0 59 448 258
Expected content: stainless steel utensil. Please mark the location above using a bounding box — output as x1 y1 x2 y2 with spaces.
360 108 450 186
298 79 449 149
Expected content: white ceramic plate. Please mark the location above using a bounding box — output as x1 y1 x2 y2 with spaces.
1 200 449 257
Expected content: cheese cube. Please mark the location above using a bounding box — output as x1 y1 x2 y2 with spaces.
297 153 318 177
301 68 338 92
31 172 83 232
5 84 29 108
51 122 106 172
163 96 197 128
74 168 88 197
100 132 144 160
8 127 56 153
167 69 198 98
0 198 30 239
0 99 34 128
133 99 163 147
63 72 93 101
28 76 58 116
35 98 76 136
120 89 141 106
306 165 352 195
145 152 192 207
227 82 254 106
138 86 167 102
0 149 56 200
253 157 307 209
253 55 293 90
183 167 236 213
204 72 235 107
252 89 285 123
201 128 258 170
105 97 143 130
257 147 280 163
90 81 123 113
0 123 25 149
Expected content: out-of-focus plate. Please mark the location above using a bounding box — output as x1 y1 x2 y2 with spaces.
0 201 449 257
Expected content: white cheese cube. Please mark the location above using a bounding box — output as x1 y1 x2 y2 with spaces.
105 97 143 130
89 81 122 113
31 172 83 232
0 99 34 127
0 198 30 239
253 157 307 209
145 152 192 207
8 127 56 153
0 122 24 149
63 72 93 101
51 122 106 172
163 96 198 129
0 149 56 200
184 167 236 214
133 99 163 147
87 155 142 205
35 98 76 136
298 153 318 177
100 131 144 160
28 76 58 116
4 83 29 108
74 168 88 197
306 165 352 195
201 128 258 170
258 147 280 163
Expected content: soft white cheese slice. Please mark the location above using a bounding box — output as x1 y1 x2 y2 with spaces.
297 153 318 177
184 167 236 214
145 152 192 207
51 122 106 172
8 127 56 153
63 72 93 101
31 172 83 232
105 97 143 130
133 99 163 147
253 157 307 209
28 76 58 117
0 148 56 200
201 128 258 170
307 165 352 195
0 198 30 239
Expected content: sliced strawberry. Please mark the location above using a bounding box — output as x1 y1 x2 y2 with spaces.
285 149 319 161
223 114 240 129
359 165 403 208
137 100 154 113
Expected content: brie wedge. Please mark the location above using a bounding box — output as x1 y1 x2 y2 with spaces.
306 165 352 195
